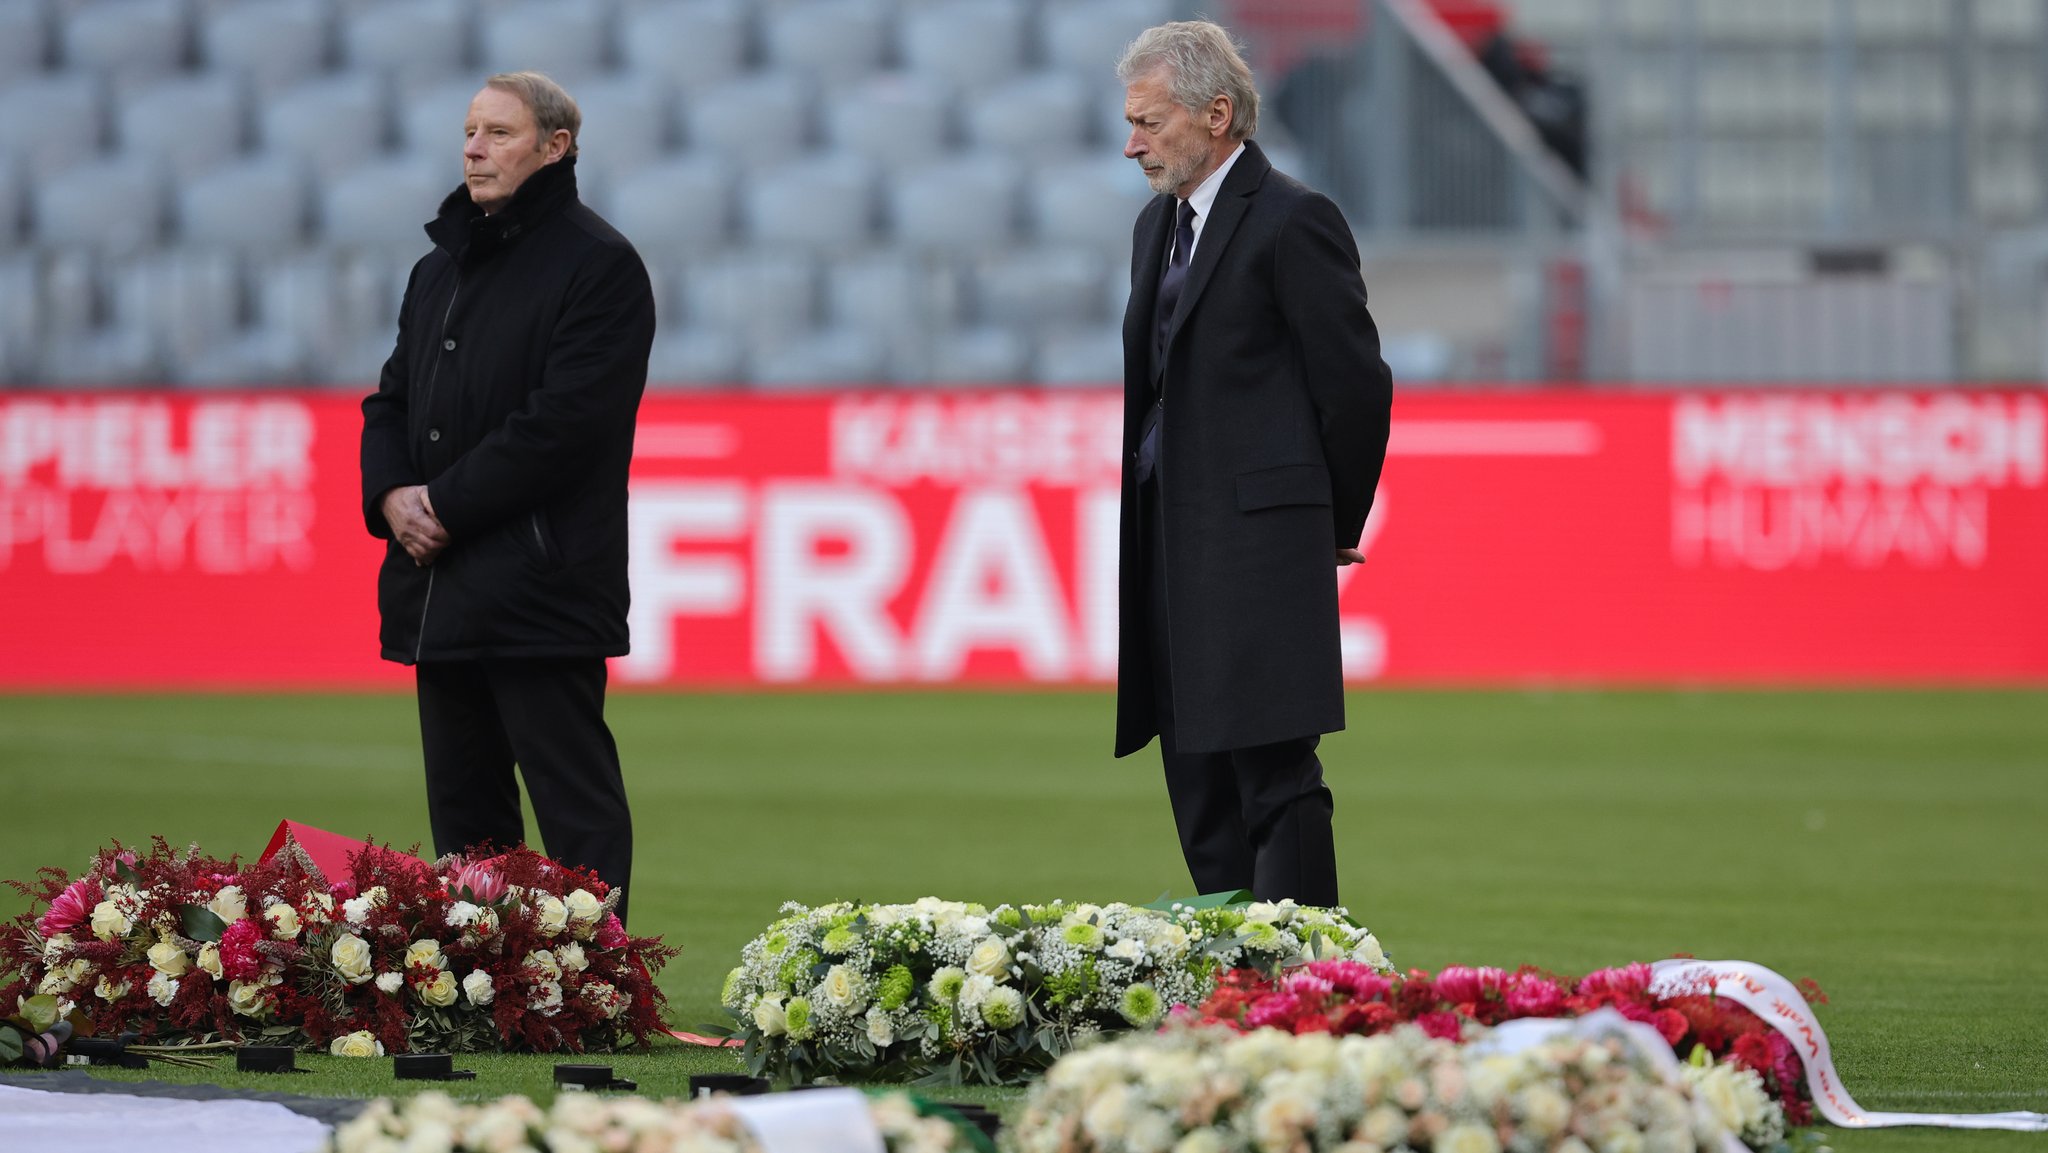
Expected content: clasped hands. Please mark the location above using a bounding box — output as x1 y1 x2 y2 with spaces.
383 485 450 566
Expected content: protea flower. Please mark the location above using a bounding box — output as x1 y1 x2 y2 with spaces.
448 858 508 906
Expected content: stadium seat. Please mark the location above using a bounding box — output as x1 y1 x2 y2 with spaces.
965 71 1093 157
31 160 163 255
0 75 105 177
682 72 814 167
616 0 748 93
646 325 746 387
972 247 1108 328
320 157 457 254
742 153 876 250
1028 155 1154 251
763 0 890 85
260 74 389 180
887 155 1021 251
680 252 816 341
900 0 1027 91
396 79 484 159
924 324 1029 384
342 0 472 86
1033 324 1122 386
565 76 672 181
826 252 963 378
0 162 19 248
116 76 249 182
177 158 310 251
480 0 612 82
34 252 157 384
601 155 732 254
0 0 48 73
1040 0 1169 74
201 0 334 96
60 0 188 79
750 324 887 386
0 255 34 380
116 250 244 376
823 73 950 166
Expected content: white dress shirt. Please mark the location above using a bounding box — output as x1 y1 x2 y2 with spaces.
1173 142 1247 263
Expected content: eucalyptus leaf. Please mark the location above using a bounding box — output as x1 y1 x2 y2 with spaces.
20 994 60 1034
0 1025 24 1064
179 905 229 944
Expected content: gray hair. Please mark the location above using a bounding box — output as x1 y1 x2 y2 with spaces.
485 70 582 155
1115 20 1260 141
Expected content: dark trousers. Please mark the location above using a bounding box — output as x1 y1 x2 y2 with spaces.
1142 475 1339 907
415 657 634 925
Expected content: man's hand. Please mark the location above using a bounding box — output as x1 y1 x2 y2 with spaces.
1335 548 1365 566
382 485 451 566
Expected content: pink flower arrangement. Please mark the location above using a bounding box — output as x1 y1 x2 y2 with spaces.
1186 958 1825 1126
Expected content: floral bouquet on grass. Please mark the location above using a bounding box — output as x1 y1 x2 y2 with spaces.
1190 960 1821 1128
720 896 1391 1085
1012 1019 1783 1153
1 837 677 1055
327 1089 981 1153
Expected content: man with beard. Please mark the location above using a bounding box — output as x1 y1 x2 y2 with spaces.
1112 22 1392 906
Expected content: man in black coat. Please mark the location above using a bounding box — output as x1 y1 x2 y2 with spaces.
360 71 655 922
1113 23 1393 907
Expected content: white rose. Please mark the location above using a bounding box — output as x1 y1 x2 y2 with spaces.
146 940 190 977
865 1007 895 1047
330 1030 385 1058
564 889 604 931
375 972 404 995
95 974 131 1001
531 979 563 1015
196 943 223 980
146 970 179 1007
472 906 500 938
306 892 334 925
752 994 789 1036
265 903 302 940
419 970 459 1008
1106 937 1146 963
89 900 131 941
966 937 1011 979
208 886 247 923
446 901 482 929
1438 1122 1502 1153
535 895 569 936
404 939 447 972
1243 901 1284 924
557 942 588 973
463 970 495 1006
330 933 374 984
1352 934 1389 970
817 964 868 1013
227 977 273 1018
36 970 73 996
41 934 73 962
525 949 562 980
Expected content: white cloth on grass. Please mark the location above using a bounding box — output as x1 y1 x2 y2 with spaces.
0 1082 330 1153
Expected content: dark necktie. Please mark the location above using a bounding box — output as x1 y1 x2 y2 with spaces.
1153 198 1196 358
1137 199 1195 485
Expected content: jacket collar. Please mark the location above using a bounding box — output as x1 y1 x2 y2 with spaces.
425 153 580 261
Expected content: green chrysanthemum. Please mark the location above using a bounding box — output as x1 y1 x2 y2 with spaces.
1062 922 1105 951
1242 921 1286 951
875 965 915 1011
763 931 789 955
928 966 966 1002
820 926 859 956
923 1001 953 1042
1119 982 1163 1027
1042 957 1099 1008
994 907 1023 930
979 986 1026 1029
777 948 820 989
784 996 814 1040
720 966 745 1007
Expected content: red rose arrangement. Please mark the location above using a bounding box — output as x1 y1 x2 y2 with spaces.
2 837 677 1056
1186 959 1825 1126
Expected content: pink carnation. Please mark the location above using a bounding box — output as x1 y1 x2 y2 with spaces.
1503 974 1567 1017
1416 1011 1463 1040
218 918 265 981
37 878 102 937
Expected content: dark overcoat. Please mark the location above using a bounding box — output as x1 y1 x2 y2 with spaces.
1114 140 1393 757
360 156 656 663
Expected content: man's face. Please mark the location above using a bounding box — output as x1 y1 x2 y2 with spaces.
1123 70 1217 198
462 86 559 214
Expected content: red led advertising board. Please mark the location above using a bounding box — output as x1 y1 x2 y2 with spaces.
1 389 2041 688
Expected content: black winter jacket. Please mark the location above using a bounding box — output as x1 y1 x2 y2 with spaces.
360 157 655 663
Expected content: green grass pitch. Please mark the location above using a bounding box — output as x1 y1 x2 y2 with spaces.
1 688 2043 1149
